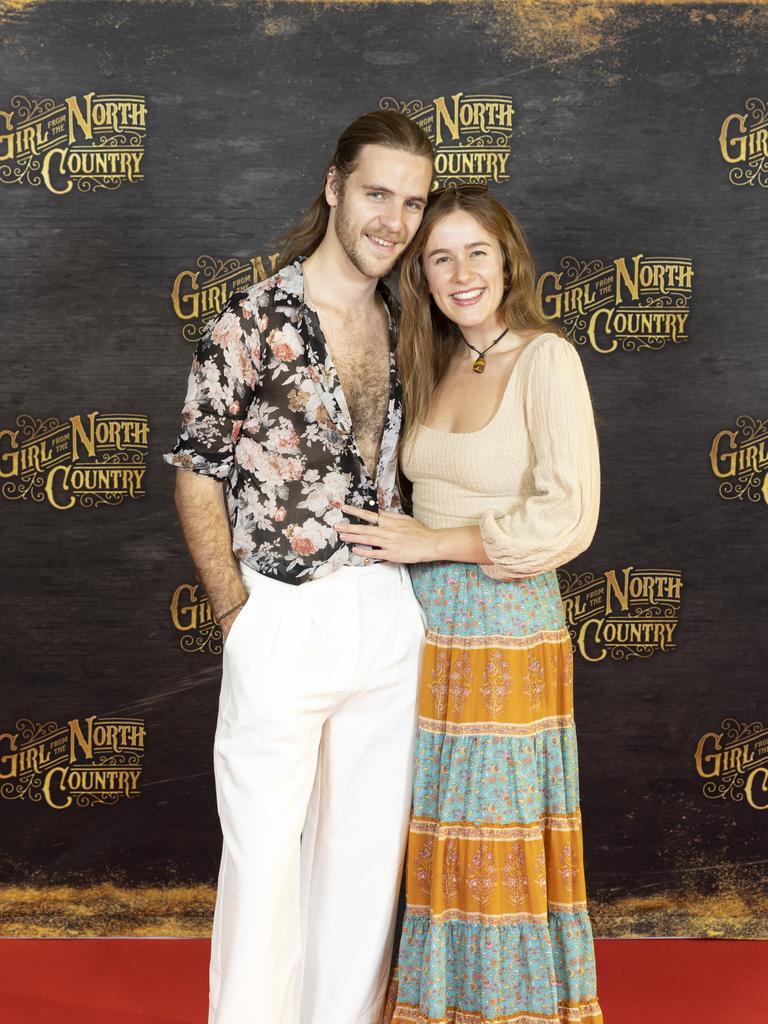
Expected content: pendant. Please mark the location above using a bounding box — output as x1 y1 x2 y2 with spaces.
472 356 486 373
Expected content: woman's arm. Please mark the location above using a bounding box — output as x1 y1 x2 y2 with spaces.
337 508 489 565
478 335 600 579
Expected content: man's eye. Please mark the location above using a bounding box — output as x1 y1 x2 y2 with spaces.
368 192 384 199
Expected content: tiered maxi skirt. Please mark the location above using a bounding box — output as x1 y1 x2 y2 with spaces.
385 562 603 1024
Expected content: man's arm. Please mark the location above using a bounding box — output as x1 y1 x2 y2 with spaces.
174 470 247 639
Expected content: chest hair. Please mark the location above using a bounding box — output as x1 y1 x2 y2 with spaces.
321 308 390 475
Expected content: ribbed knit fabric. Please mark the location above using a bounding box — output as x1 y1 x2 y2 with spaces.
401 333 600 580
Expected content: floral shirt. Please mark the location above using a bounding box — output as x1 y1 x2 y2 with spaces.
164 260 402 584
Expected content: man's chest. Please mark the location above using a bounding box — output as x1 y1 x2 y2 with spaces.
318 313 391 442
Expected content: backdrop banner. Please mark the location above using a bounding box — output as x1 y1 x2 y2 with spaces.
1 0 766 940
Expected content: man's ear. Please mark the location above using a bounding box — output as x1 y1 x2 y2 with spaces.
325 166 342 208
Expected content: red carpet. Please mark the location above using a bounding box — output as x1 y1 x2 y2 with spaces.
0 938 763 1023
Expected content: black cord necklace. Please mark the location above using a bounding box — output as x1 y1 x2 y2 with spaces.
460 327 509 374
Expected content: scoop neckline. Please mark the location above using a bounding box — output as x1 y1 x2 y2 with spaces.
418 331 553 437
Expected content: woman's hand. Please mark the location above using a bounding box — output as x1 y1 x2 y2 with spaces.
338 504 440 564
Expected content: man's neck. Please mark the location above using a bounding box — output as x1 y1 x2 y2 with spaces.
302 235 380 315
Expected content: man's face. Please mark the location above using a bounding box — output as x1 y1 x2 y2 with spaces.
328 143 433 279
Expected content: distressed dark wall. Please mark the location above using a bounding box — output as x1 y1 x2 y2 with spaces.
0 0 766 937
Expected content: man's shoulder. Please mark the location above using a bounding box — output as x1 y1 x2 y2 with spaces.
204 262 304 346
241 261 304 313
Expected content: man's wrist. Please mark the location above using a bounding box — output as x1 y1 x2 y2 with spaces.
217 599 246 625
211 581 248 625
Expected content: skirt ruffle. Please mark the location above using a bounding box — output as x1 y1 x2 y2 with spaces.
386 564 603 1024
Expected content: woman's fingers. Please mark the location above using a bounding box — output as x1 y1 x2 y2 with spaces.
337 522 370 535
341 503 379 523
339 529 383 547
352 546 394 560
341 503 409 527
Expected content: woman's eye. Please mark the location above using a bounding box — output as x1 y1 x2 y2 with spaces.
471 249 488 257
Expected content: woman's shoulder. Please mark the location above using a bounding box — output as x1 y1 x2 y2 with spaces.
519 330 583 374
522 329 574 354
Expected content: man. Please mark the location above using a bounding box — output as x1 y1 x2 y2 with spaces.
165 110 434 1024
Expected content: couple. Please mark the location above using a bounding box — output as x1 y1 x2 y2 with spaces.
165 109 602 1024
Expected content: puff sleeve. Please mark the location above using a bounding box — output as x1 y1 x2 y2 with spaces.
478 335 600 579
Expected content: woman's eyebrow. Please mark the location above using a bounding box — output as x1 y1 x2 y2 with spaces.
426 241 490 258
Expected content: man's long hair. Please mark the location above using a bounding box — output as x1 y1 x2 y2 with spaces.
276 110 435 267
397 189 563 450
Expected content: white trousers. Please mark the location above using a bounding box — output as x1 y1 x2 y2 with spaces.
209 561 424 1024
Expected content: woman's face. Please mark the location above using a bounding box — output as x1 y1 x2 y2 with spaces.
421 209 506 335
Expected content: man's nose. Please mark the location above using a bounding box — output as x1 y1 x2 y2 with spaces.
378 202 404 236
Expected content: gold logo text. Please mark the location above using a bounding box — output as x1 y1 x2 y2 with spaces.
0 93 147 194
380 91 515 188
0 716 145 810
558 566 683 662
695 720 768 809
537 255 694 354
0 412 149 509
718 99 768 188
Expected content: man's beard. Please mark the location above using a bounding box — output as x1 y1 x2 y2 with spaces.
334 190 401 279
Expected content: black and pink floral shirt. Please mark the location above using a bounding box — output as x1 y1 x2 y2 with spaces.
164 260 402 584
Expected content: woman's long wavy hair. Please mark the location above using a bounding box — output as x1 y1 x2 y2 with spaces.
276 110 435 267
398 189 562 449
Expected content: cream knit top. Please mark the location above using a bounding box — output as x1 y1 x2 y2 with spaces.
401 332 600 580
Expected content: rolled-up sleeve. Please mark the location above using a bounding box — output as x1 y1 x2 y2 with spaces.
164 292 263 480
479 335 600 580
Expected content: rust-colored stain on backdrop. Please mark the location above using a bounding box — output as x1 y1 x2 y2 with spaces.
3 1 768 71
1 879 766 937
455 0 768 66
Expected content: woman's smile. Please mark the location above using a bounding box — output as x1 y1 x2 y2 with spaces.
423 209 506 338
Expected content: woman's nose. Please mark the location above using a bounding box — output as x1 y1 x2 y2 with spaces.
451 259 472 283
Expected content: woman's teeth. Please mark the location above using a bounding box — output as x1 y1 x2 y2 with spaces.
451 287 485 302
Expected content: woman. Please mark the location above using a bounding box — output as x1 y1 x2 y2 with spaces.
339 186 603 1024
